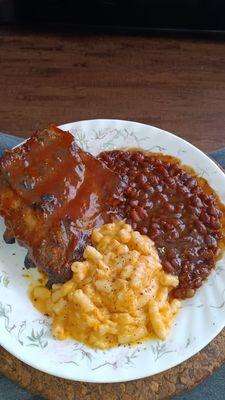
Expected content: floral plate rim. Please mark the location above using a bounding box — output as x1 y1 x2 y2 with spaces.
0 118 225 383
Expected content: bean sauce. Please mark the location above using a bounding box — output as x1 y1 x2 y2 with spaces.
98 150 225 299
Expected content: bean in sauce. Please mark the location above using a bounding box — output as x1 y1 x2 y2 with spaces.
99 150 225 299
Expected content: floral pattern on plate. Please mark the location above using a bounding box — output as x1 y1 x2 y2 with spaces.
0 119 225 383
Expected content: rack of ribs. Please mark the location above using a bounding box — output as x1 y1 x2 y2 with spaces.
0 125 123 283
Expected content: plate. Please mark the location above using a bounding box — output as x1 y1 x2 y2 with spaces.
0 119 225 383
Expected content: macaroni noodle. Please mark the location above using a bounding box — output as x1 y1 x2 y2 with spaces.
30 221 180 349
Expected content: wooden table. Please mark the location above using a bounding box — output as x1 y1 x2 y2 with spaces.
1 26 225 152
0 25 225 400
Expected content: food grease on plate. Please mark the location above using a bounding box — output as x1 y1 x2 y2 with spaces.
31 221 180 349
0 119 225 382
99 149 225 299
1 125 225 348
0 125 123 283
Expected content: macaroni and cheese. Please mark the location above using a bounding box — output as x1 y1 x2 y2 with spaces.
31 221 181 349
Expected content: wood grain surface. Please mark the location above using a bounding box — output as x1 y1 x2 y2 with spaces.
0 26 225 152
0 25 225 400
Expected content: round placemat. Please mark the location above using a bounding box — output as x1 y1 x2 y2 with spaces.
0 130 225 397
0 328 224 400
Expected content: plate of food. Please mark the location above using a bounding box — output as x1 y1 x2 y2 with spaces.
0 119 225 383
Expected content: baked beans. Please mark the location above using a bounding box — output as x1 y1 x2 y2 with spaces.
99 150 225 299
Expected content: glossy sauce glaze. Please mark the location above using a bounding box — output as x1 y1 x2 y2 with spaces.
0 126 123 282
98 149 225 299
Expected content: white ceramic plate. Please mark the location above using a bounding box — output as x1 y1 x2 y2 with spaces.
0 119 225 383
